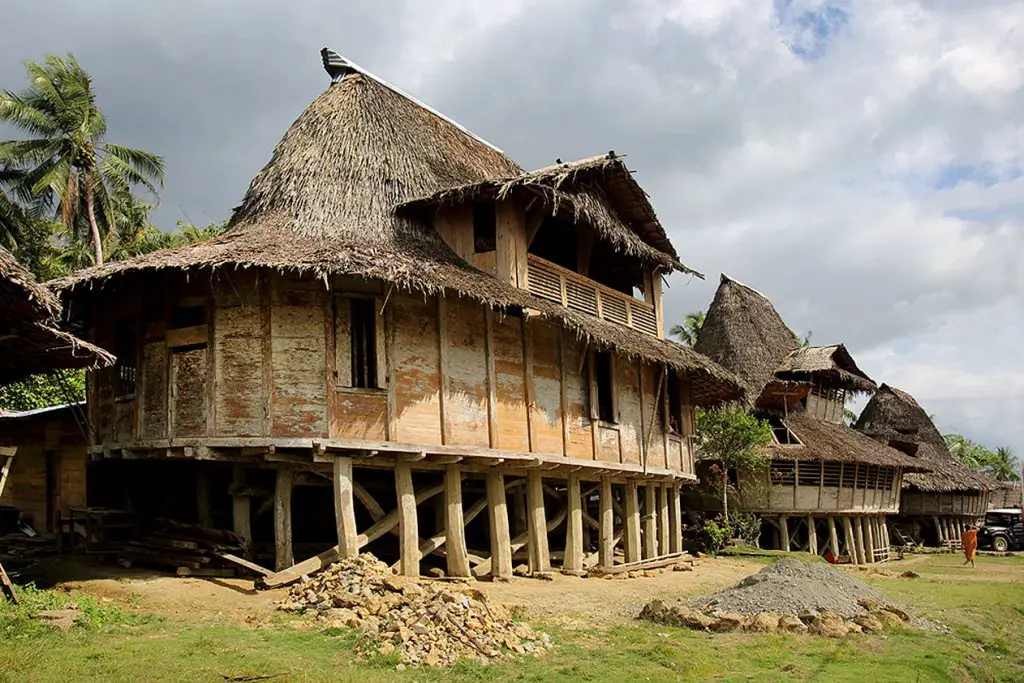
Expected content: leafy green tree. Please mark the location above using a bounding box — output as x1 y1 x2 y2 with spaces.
670 310 705 346
695 405 773 520
944 435 1021 481
0 53 165 265
987 447 1020 482
800 330 813 347
0 369 85 412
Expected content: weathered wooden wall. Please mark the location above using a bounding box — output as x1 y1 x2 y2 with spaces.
737 461 903 514
901 490 988 516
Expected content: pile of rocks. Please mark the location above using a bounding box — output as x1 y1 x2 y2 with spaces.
639 557 922 638
279 554 551 667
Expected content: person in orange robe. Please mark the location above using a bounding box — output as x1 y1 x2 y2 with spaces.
962 526 978 568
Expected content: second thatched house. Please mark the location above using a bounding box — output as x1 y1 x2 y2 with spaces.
691 275 926 564
855 384 997 547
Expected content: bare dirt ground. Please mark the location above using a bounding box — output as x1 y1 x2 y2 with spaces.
30 556 758 628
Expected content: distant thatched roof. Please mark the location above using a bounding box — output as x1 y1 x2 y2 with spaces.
775 345 876 393
765 410 926 470
694 274 800 400
400 154 691 274
47 55 743 406
0 247 114 383
855 384 997 493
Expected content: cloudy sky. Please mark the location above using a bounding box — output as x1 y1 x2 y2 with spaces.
2 0 1021 456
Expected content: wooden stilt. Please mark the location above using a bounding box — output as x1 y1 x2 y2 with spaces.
843 516 858 565
444 464 472 578
932 516 943 543
333 457 359 559
395 464 420 577
624 480 642 564
854 517 867 565
881 519 891 550
658 484 671 555
274 467 294 571
196 465 213 528
231 464 252 559
599 477 614 567
563 473 584 573
486 471 513 580
643 484 658 559
807 515 818 555
669 483 683 554
780 515 790 551
526 471 551 572
827 516 839 558
865 517 876 563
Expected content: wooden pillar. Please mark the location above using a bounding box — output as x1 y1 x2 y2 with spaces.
865 517 876 563
274 467 294 571
933 516 944 543
658 483 671 555
854 517 867 565
513 487 528 535
881 518 891 550
486 471 513 580
807 515 818 555
843 516 859 565
563 473 584 573
643 484 658 559
196 465 213 528
395 464 420 577
333 457 359 559
526 471 551 572
827 516 839 557
444 465 472 578
231 464 252 559
624 480 642 564
599 476 615 567
670 483 683 553
779 515 790 551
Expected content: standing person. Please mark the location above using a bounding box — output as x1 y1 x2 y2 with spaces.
962 525 978 568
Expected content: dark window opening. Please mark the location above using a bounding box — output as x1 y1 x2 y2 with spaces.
170 304 206 330
797 462 821 487
473 201 496 254
528 216 579 271
770 460 796 485
594 351 615 423
350 298 378 389
114 317 137 397
667 371 683 434
767 415 800 444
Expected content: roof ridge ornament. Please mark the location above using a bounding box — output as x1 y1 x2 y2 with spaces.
321 47 356 83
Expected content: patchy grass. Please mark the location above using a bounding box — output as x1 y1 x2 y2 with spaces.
2 555 1024 682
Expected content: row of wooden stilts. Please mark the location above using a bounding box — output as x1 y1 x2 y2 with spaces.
771 513 891 564
934 516 972 546
257 458 686 579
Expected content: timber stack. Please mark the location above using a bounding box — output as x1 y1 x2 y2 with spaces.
120 519 247 576
280 553 551 667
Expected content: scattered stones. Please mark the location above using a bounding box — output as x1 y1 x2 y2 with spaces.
809 611 848 639
34 607 80 632
672 563 693 572
778 615 808 634
279 554 551 667
746 612 780 633
709 613 745 633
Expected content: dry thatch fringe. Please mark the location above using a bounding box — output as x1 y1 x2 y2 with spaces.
1 245 61 319
400 154 693 274
764 410 929 470
855 385 997 493
775 345 877 393
694 274 801 402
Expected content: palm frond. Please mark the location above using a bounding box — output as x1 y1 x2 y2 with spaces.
102 144 165 185
0 89 60 136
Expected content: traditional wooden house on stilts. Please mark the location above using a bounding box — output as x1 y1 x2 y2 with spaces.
51 50 744 580
855 385 996 548
691 275 925 564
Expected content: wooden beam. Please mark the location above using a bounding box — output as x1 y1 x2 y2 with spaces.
643 484 658 559
599 476 615 567
563 473 584 572
438 297 451 446
395 464 419 577
526 470 551 572
231 464 252 559
864 516 875 564
658 484 671 556
807 515 818 555
670 483 683 554
484 308 498 449
779 515 790 552
274 467 294 571
445 465 472 578
854 517 867 564
827 516 840 558
487 471 513 580
624 480 642 564
843 516 858 565
333 457 359 558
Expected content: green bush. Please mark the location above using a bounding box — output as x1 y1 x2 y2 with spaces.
694 512 763 554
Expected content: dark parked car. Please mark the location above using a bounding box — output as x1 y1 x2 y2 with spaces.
979 509 1024 552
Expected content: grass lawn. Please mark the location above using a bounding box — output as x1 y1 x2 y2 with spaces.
2 553 1023 682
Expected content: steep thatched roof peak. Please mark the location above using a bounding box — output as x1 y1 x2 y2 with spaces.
693 274 800 399
775 344 876 393
855 384 997 493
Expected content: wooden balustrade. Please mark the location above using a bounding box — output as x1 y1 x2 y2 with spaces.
526 255 660 337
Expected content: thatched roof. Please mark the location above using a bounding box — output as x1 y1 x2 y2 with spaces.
0 247 114 384
400 154 691 274
775 345 876 393
47 54 743 406
694 274 800 400
855 384 997 493
765 410 927 470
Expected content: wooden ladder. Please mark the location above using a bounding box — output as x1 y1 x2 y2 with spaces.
0 446 18 603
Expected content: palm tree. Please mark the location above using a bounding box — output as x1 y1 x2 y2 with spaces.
800 330 813 348
986 447 1020 482
670 310 705 346
0 54 164 265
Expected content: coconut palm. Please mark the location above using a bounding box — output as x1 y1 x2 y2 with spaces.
0 54 164 265
670 310 705 346
987 447 1020 482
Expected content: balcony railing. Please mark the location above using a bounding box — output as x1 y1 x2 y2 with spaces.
526 255 660 337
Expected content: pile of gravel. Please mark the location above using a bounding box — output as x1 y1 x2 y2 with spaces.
693 557 888 618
